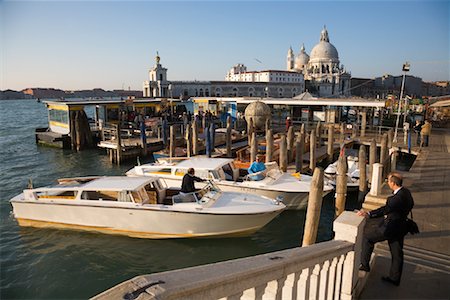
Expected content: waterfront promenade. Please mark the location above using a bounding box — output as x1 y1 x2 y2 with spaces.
360 129 450 299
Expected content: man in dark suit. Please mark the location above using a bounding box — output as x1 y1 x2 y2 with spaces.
357 173 414 286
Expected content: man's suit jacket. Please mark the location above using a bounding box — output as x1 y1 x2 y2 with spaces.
370 187 415 239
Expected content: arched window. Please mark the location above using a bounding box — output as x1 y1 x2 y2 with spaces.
248 87 255 97
292 88 297 97
278 87 283 97
215 87 222 97
199 88 204 97
232 87 238 97
205 89 210 97
159 74 163 81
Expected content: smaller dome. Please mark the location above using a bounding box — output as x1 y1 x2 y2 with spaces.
295 44 310 70
244 101 272 130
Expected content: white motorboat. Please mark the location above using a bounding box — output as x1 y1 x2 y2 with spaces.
10 176 285 239
126 157 334 210
324 156 367 190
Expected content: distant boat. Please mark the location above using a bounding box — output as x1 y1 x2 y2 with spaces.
324 155 368 190
10 176 285 238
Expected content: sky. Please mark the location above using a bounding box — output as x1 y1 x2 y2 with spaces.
1 0 449 91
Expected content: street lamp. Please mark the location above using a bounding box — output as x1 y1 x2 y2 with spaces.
393 62 410 142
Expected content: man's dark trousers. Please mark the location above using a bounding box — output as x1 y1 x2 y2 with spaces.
361 221 404 283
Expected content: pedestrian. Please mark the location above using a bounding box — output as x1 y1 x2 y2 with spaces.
412 120 422 146
420 120 432 147
285 116 292 132
357 172 414 286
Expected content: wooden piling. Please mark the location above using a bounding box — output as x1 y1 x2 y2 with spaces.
380 133 388 164
205 126 211 158
295 132 304 172
247 117 254 145
327 124 334 162
226 116 232 157
279 134 287 172
209 123 215 154
309 129 316 171
358 144 367 202
316 121 321 147
250 132 257 163
361 111 367 137
185 123 192 157
192 119 198 156
266 129 273 163
302 167 324 246
116 123 122 164
339 123 345 143
169 125 175 159
287 126 294 163
369 138 376 184
335 153 348 218
387 128 393 149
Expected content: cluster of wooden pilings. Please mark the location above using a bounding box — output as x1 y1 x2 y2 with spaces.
69 110 94 151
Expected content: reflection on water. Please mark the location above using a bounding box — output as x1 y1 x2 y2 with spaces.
0 100 361 299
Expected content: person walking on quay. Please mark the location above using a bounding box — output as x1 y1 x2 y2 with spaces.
285 116 292 132
357 172 414 286
413 120 422 146
420 120 432 147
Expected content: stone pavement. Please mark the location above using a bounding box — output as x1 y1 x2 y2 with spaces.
359 129 450 299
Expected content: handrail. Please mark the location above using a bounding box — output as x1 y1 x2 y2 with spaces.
93 240 354 300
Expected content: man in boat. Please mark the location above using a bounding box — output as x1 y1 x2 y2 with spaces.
181 168 206 194
248 155 266 181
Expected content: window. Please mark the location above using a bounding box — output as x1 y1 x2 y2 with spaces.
80 191 119 201
49 109 69 124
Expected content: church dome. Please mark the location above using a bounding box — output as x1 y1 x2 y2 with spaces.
310 27 339 62
295 44 310 70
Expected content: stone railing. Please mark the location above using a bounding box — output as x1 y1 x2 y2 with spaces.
93 212 366 300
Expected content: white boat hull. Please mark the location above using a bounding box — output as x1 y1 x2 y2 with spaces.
11 199 281 238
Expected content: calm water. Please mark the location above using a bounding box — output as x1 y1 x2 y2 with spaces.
0 100 360 299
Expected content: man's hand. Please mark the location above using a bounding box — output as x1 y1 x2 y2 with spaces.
357 209 369 217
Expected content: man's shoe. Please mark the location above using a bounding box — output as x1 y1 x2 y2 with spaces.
381 276 400 286
359 265 370 272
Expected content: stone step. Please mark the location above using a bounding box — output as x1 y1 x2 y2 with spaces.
376 243 450 274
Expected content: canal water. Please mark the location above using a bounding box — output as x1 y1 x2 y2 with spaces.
0 100 361 299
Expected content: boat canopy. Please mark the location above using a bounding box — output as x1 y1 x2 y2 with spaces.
175 158 234 170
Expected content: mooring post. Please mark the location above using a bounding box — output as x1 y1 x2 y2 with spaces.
205 126 211 158
247 117 253 146
302 167 324 246
358 145 368 202
116 122 122 164
185 123 192 157
280 134 287 172
287 126 294 163
140 121 147 156
316 120 321 147
210 122 215 154
340 122 345 143
192 119 198 156
309 129 316 171
369 138 377 184
295 132 304 172
169 125 175 159
380 133 388 164
226 116 232 157
361 111 367 138
391 148 397 172
266 129 273 163
250 131 257 163
335 151 348 218
327 124 334 162
351 123 358 139
387 128 393 149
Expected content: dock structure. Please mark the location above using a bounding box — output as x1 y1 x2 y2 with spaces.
93 129 450 299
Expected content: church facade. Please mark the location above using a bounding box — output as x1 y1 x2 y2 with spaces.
287 26 351 97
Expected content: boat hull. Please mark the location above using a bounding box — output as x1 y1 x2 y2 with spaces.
11 200 282 239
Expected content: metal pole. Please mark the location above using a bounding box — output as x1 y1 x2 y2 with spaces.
393 71 405 142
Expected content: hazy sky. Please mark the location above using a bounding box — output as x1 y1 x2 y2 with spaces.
1 0 449 91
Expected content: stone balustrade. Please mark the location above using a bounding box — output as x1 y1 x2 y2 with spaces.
93 212 366 300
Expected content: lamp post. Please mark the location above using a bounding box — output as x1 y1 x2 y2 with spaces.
393 62 410 142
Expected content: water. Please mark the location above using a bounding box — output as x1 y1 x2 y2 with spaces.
0 100 360 299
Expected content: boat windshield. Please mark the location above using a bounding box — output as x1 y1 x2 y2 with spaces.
196 181 221 204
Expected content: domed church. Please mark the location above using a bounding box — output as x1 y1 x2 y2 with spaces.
287 26 351 97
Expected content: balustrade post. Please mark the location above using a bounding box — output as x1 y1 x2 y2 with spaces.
334 211 366 300
369 163 383 196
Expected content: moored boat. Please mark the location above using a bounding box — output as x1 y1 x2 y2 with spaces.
126 157 334 210
10 176 285 239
